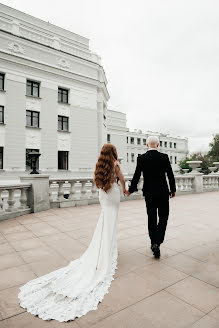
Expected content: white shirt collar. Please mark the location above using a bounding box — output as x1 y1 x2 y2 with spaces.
148 148 158 151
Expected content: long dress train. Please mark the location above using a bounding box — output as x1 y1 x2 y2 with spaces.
18 182 120 322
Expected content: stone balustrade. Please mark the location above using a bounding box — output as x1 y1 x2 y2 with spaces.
0 183 31 220
0 167 219 220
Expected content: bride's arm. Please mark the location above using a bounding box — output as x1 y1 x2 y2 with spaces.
115 162 126 194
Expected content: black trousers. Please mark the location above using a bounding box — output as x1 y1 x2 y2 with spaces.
145 195 169 246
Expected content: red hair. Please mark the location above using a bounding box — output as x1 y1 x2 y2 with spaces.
94 144 118 192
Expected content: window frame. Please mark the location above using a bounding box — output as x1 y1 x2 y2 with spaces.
26 80 40 98
0 147 3 169
107 134 111 143
58 151 69 170
143 138 146 145
26 110 40 128
130 137 134 144
174 142 176 149
58 87 69 104
137 138 141 145
164 141 167 147
131 153 135 162
0 73 5 91
0 106 4 124
58 115 69 132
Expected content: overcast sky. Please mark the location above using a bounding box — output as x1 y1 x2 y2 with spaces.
2 0 219 152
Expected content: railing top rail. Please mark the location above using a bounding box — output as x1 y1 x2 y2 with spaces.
0 183 31 190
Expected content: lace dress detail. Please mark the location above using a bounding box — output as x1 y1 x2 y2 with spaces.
18 183 120 322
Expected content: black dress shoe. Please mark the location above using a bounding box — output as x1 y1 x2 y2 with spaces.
151 244 160 259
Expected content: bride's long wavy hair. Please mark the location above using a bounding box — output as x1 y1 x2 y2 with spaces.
94 144 118 193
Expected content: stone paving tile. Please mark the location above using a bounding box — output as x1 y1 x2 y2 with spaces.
134 261 188 289
27 257 69 276
0 242 15 256
161 253 205 275
0 265 36 290
0 285 25 319
166 276 219 313
0 223 28 235
190 315 219 328
4 231 35 242
77 272 160 328
192 263 219 288
18 246 63 264
0 253 24 271
9 237 46 252
183 245 216 262
209 306 219 321
25 222 60 237
39 233 87 261
115 250 154 277
123 290 203 328
0 312 80 328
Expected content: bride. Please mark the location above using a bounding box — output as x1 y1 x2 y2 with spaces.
18 144 127 322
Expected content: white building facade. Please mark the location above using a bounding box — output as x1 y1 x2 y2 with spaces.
0 4 108 178
107 110 188 175
0 4 188 179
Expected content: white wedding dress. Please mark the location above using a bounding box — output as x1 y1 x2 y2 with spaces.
18 182 120 322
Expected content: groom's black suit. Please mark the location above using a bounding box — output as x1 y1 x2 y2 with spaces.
129 150 176 246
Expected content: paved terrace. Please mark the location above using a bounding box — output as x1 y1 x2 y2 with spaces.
0 192 219 328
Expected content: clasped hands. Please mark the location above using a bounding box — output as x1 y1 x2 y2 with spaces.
123 189 131 196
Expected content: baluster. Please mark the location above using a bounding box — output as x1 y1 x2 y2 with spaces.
58 181 65 202
19 187 28 209
80 181 88 200
6 189 16 212
91 181 98 200
69 181 76 200
0 190 3 212
49 181 55 202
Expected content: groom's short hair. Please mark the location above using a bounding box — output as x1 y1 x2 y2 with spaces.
146 136 159 147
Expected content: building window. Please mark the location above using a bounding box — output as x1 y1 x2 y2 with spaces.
131 153 134 162
170 156 172 164
127 136 129 143
58 116 69 131
26 80 40 97
131 137 134 144
164 141 167 147
137 138 141 145
160 140 162 147
26 149 39 171
58 151 69 170
127 153 129 162
0 147 3 169
174 142 176 148
170 142 172 148
175 156 177 164
143 138 146 145
26 110 40 128
107 134 111 143
0 106 4 124
0 73 5 90
58 87 69 104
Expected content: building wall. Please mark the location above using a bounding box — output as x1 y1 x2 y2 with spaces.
0 3 109 177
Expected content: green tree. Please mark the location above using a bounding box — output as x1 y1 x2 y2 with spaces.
208 134 219 161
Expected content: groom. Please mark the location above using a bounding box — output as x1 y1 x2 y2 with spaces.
126 136 176 258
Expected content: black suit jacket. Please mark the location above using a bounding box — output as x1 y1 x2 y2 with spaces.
129 150 176 197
